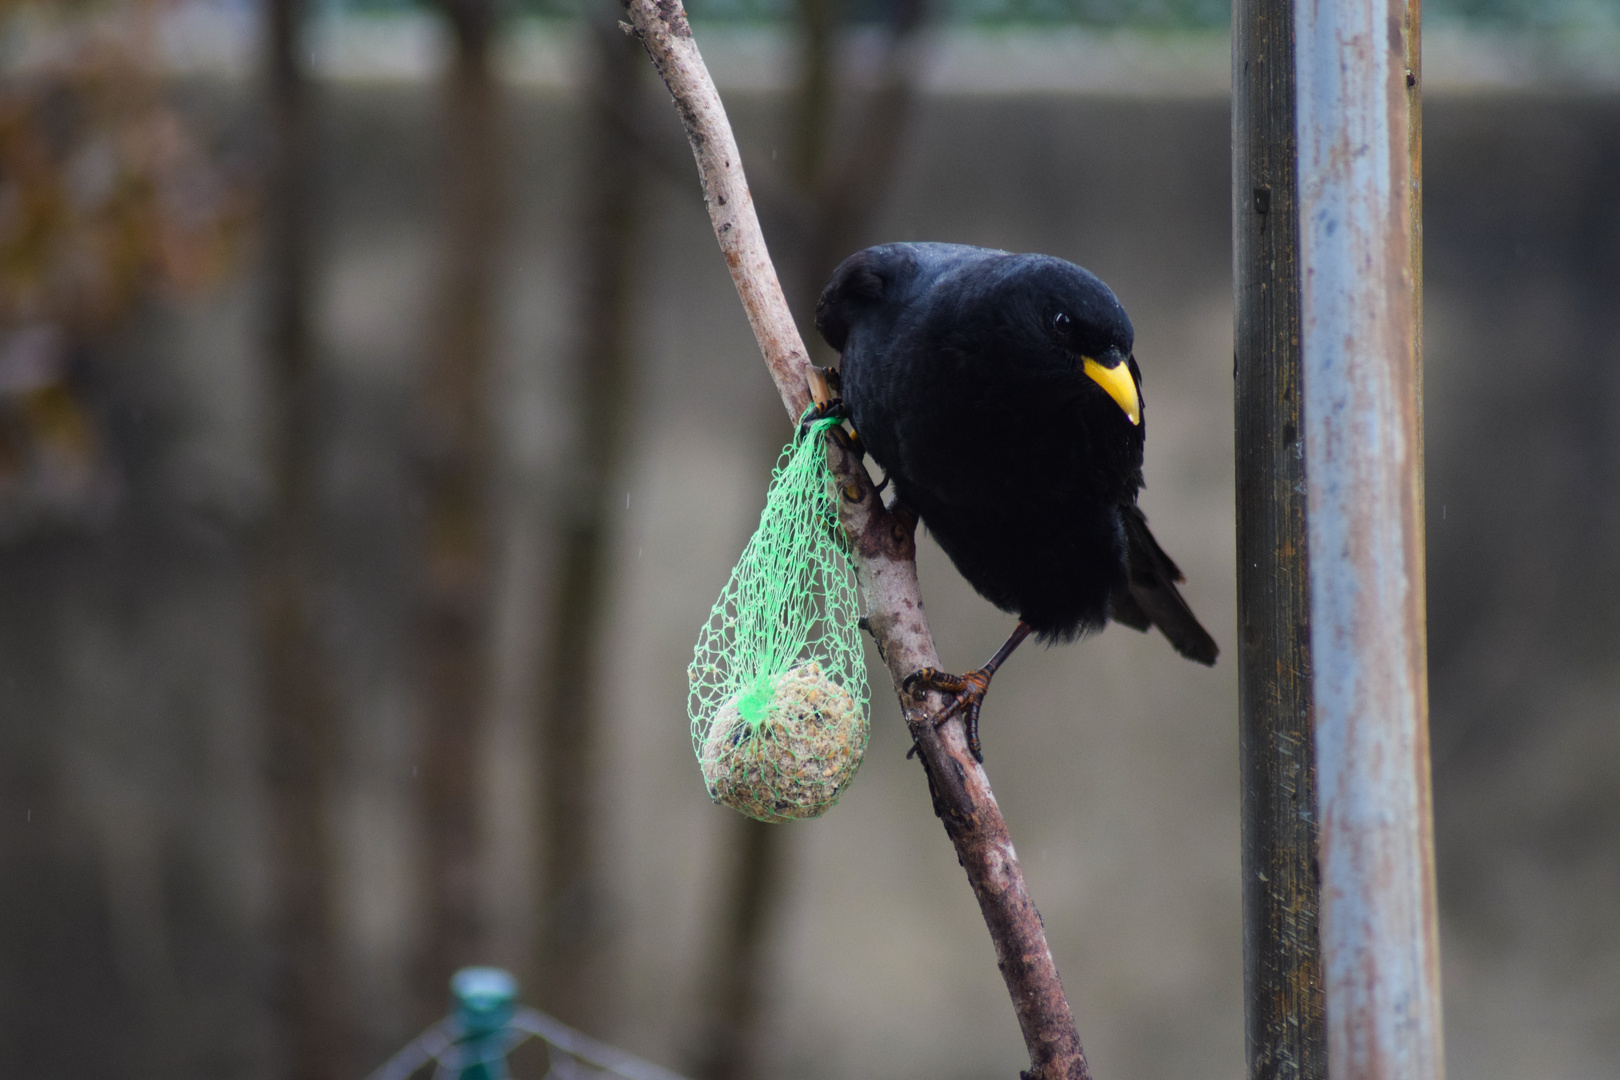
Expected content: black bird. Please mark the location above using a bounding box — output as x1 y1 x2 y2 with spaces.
816 242 1217 760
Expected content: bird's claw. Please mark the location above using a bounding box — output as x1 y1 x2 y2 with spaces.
800 397 862 453
902 666 993 762
799 397 847 431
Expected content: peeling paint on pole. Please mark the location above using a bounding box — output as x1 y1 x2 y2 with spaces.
1294 0 1443 1077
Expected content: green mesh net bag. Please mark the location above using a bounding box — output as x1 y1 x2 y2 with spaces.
688 414 870 823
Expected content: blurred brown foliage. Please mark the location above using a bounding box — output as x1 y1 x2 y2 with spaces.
0 0 246 527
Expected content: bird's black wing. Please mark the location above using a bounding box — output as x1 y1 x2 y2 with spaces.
1112 504 1219 665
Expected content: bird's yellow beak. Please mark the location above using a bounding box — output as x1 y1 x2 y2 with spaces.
1083 356 1141 426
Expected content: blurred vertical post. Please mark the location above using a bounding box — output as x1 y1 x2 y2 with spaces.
261 0 341 1075
792 0 836 194
1236 0 1443 1073
1231 0 1323 1073
789 0 928 337
691 816 781 1080
534 7 644 1031
417 0 503 1021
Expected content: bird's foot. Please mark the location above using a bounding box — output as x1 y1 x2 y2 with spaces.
902 666 994 763
799 396 847 430
900 623 1034 763
799 397 862 453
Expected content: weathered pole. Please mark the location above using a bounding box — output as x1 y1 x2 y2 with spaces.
1231 0 1325 1073
1296 0 1443 1074
1236 0 1440 1073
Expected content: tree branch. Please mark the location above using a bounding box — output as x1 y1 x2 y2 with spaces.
619 3 1091 1077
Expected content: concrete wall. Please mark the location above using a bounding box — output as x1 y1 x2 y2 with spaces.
0 81 1615 1080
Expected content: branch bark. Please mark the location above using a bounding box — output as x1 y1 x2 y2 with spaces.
619 4 1090 1077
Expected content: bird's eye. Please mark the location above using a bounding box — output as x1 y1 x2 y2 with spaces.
1051 311 1073 338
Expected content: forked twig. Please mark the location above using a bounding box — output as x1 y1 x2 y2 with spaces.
619 3 1092 1076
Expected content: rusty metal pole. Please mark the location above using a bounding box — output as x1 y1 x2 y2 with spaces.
1294 0 1444 1075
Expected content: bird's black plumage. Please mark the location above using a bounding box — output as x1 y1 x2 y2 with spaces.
817 241 1217 665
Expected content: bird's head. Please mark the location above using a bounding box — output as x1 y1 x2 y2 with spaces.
996 255 1141 427
818 244 1143 428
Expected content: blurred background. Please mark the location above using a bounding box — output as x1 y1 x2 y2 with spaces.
0 0 1617 1077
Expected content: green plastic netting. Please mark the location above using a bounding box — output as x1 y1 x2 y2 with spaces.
688 414 870 823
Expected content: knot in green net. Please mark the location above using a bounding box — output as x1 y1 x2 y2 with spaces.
688 414 870 823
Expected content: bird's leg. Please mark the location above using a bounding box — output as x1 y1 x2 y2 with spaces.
902 621 1034 763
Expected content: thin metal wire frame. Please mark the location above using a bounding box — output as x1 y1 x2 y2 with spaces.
366 1008 694 1080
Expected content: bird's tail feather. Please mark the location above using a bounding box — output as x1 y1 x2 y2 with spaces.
1113 505 1219 666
